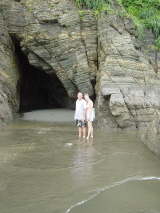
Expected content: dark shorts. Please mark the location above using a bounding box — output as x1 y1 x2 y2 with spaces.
76 120 87 127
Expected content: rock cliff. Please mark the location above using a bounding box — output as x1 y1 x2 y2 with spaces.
0 0 160 155
96 10 160 130
0 12 19 126
5 0 97 97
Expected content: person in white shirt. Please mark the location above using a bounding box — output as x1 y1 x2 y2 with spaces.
74 92 87 138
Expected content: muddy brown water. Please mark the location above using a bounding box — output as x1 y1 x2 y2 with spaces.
0 109 160 213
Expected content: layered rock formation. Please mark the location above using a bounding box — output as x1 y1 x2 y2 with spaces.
0 0 160 155
96 11 160 130
5 0 97 97
0 13 19 126
141 113 160 157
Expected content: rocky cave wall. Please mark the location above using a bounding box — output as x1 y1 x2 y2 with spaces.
13 37 73 112
1 0 160 155
5 0 97 97
0 12 19 126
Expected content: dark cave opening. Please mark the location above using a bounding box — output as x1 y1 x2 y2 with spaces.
12 38 73 113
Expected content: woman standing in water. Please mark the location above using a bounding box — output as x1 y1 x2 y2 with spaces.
84 94 95 140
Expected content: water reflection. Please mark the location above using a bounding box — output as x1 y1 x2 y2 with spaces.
71 140 95 185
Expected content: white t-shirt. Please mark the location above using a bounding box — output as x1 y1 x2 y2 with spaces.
74 99 86 120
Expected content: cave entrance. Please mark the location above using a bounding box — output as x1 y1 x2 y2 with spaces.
13 38 72 113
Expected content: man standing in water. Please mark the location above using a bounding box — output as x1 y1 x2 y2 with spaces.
74 92 86 138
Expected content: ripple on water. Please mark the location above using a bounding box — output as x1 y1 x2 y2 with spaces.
66 177 160 213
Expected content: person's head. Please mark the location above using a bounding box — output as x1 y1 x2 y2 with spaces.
84 93 90 102
77 92 83 100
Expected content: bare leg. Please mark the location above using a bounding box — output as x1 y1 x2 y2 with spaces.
91 123 93 138
78 127 82 138
82 127 86 138
87 121 92 139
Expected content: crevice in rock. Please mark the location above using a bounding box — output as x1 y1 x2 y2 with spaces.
39 19 59 25
79 13 97 103
119 89 138 128
96 34 99 71
91 79 96 103
103 94 120 128
79 17 90 68
11 36 74 113
110 23 123 35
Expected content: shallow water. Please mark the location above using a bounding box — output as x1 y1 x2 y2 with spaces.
0 109 160 213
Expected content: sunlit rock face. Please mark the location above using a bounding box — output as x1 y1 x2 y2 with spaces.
1 0 160 155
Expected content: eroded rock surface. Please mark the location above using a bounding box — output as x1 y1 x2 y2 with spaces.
96 11 160 131
4 0 97 97
0 13 19 126
140 112 160 157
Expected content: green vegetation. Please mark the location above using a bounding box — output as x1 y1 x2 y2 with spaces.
75 0 107 10
75 0 160 72
75 0 113 16
120 0 160 72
